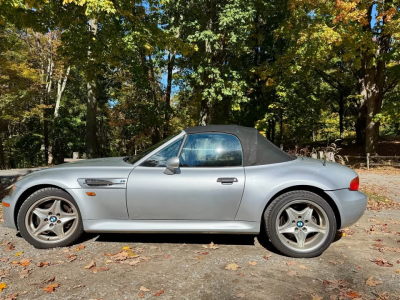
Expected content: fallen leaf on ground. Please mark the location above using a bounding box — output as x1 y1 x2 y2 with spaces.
394 270 400 273
37 262 50 267
347 291 360 299
43 283 60 293
129 259 141 266
73 284 86 288
236 293 245 298
286 261 297 266
299 265 308 270
311 293 323 300
5 245 14 252
366 276 382 287
263 255 271 260
287 270 298 276
140 286 150 292
84 260 96 269
14 252 23 257
43 276 55 284
75 245 85 252
248 261 257 266
0 282 7 292
323 279 349 291
0 258 9 263
138 292 144 298
225 263 239 271
66 254 77 262
153 289 164 296
163 255 171 259
209 242 219 249
19 258 31 267
372 258 393 267
202 242 219 250
110 251 129 262
92 267 109 274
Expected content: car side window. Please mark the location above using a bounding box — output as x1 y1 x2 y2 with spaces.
179 133 242 167
140 137 184 167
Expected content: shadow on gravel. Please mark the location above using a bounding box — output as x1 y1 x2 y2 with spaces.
94 233 257 246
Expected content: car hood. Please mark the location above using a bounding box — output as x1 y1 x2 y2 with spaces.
14 157 134 189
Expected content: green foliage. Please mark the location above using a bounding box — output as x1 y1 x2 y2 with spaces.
1 0 399 168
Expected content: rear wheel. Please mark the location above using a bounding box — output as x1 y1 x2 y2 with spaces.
17 188 83 249
264 190 336 258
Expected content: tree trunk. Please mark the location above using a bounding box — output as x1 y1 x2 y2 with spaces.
355 101 367 146
52 66 71 164
54 66 71 119
86 18 99 158
271 120 276 143
164 52 175 139
279 108 283 142
199 99 210 126
43 55 54 165
86 76 98 158
339 91 344 139
0 134 5 169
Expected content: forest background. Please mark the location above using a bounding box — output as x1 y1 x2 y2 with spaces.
0 0 399 168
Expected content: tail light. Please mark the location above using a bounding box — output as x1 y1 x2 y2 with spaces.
349 176 359 191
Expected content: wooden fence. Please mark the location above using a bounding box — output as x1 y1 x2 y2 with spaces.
344 154 399 169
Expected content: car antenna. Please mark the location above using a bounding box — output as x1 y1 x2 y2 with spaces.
323 133 330 166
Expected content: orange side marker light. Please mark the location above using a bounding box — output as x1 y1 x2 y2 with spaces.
2 202 10 207
86 192 96 196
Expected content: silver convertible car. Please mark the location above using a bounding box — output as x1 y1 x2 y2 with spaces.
2 125 367 257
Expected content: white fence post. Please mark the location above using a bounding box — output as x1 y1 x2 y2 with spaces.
367 153 370 170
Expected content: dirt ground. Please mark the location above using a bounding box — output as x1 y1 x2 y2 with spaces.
0 169 400 300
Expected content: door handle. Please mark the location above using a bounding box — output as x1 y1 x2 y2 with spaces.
217 177 238 184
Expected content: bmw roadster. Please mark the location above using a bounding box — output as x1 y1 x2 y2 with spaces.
2 125 367 257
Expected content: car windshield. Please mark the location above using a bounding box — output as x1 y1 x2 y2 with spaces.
124 132 181 164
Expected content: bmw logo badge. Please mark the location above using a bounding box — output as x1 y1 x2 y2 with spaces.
297 221 304 228
50 216 57 223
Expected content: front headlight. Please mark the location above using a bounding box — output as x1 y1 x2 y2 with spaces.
7 185 17 197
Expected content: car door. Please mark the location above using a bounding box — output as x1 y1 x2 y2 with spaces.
126 133 245 220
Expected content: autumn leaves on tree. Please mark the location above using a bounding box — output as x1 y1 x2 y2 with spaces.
0 0 399 168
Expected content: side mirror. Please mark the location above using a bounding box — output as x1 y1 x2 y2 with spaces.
164 156 180 175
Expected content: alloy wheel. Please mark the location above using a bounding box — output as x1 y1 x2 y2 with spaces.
24 196 79 243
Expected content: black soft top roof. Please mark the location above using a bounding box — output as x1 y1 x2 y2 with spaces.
183 125 295 167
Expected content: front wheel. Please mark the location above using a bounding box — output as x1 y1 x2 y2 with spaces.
264 190 336 258
17 188 83 249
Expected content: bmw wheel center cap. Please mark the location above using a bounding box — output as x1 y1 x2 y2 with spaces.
50 216 57 223
297 221 304 228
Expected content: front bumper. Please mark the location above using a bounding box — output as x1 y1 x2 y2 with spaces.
325 189 368 229
2 195 17 229
2 184 23 230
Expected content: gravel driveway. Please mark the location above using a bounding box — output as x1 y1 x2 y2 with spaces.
0 168 399 300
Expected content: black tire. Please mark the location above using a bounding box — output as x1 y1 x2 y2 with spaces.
263 190 336 258
17 187 83 249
